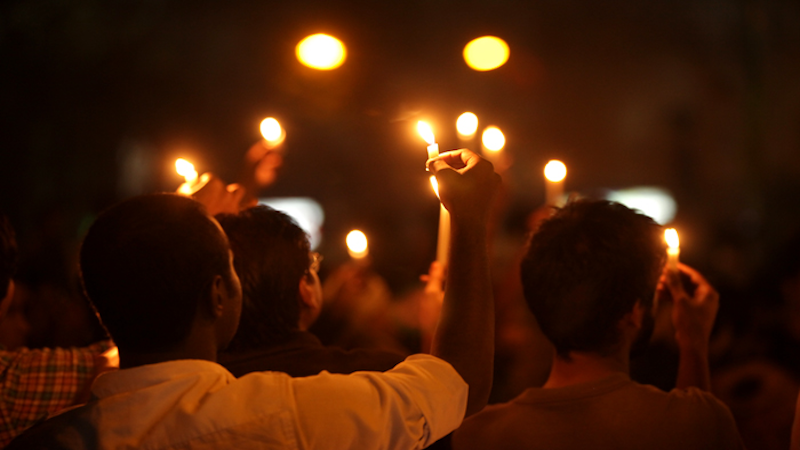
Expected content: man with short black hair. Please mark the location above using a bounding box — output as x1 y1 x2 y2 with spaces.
0 213 114 446
453 199 744 450
217 205 405 377
9 148 500 449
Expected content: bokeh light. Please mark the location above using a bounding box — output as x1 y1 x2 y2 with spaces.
175 158 198 183
456 112 479 137
259 117 283 142
463 36 510 71
544 160 567 182
665 228 680 249
481 126 505 152
346 230 369 259
296 34 347 70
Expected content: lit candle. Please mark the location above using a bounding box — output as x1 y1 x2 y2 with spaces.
430 176 451 268
259 117 285 149
175 158 208 195
664 228 680 272
543 160 567 207
346 230 369 259
481 126 505 159
456 112 479 150
417 121 439 160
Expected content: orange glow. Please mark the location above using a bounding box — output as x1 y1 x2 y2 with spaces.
544 160 567 182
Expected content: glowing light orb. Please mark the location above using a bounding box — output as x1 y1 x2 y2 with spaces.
544 160 567 183
463 36 510 71
346 230 369 258
481 126 505 152
259 117 283 142
417 121 435 144
296 34 346 70
456 112 479 137
175 158 198 183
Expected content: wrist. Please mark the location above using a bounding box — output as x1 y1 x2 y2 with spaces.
676 334 709 356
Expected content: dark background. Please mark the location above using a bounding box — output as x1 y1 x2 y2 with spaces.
2 1 800 447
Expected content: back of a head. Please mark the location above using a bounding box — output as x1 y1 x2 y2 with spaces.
0 213 17 295
520 200 665 358
216 205 310 351
79 194 231 354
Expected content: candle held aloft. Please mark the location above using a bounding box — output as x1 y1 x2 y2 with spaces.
664 228 680 272
417 121 439 159
544 160 567 206
346 230 369 259
175 158 205 195
430 176 451 268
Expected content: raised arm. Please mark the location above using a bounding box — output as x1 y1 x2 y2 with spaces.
662 262 719 391
427 149 501 417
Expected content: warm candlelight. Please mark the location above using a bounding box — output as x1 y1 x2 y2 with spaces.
544 159 567 206
417 121 439 160
456 112 479 138
481 126 505 154
463 36 510 71
346 230 369 259
664 228 680 272
259 117 285 148
176 158 200 195
296 34 347 70
430 176 451 268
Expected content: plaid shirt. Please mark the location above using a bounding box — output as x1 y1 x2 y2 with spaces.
0 340 112 447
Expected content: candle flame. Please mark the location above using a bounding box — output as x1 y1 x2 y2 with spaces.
175 158 198 184
417 121 435 145
430 175 440 199
346 230 369 258
544 160 567 182
456 112 479 137
296 34 347 70
481 126 505 152
260 117 283 142
664 228 680 249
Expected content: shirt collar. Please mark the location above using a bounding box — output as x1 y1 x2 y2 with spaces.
92 359 235 398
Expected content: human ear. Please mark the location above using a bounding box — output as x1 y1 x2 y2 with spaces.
204 275 226 320
0 280 15 321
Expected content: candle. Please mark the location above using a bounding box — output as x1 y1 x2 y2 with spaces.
417 121 439 160
430 176 451 268
664 228 680 272
544 160 567 207
175 158 207 195
346 230 369 259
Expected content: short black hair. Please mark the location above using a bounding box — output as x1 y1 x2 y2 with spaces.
216 205 310 351
79 194 231 353
520 200 666 358
0 213 17 295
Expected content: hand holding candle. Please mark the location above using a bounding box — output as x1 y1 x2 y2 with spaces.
175 158 210 195
418 121 449 268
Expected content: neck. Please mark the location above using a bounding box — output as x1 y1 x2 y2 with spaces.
118 321 221 370
543 347 630 389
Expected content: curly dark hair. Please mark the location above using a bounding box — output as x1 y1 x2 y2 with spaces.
520 200 666 358
216 205 311 351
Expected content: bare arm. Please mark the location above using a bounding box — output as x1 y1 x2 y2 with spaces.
428 150 500 417
662 263 718 391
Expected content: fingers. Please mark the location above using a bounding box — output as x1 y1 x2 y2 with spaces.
426 149 489 174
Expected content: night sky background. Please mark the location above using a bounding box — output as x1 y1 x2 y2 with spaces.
2 0 800 294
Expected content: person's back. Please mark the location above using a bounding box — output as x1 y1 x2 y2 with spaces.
455 372 739 450
453 200 744 450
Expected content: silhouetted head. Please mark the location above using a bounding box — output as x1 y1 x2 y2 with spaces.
520 200 665 359
80 194 240 354
217 205 318 351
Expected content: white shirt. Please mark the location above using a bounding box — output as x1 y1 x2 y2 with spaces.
18 354 466 450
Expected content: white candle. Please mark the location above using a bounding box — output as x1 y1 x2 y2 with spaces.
664 228 680 272
430 176 450 268
346 230 369 259
544 160 567 207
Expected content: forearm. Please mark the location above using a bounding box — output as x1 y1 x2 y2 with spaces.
430 219 494 417
675 342 710 391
